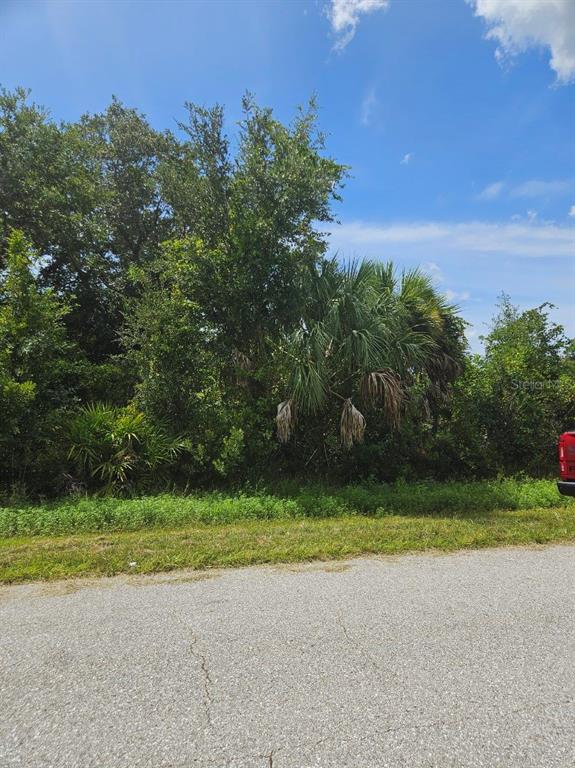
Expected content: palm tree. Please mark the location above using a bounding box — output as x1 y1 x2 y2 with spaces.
275 259 465 448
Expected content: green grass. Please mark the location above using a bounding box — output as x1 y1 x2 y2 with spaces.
0 478 573 583
0 478 570 537
1 506 573 583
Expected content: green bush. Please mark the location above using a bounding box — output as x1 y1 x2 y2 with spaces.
63 403 183 493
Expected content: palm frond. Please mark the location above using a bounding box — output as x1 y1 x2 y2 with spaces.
273 256 465 445
231 348 253 371
276 399 296 443
290 359 326 413
372 260 396 293
360 369 404 427
340 398 365 449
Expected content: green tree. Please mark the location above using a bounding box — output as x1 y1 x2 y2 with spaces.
78 97 178 272
0 89 180 359
0 88 120 358
0 230 73 490
162 96 347 361
123 98 347 480
446 297 575 476
274 260 466 454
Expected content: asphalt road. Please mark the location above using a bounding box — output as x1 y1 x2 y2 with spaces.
1 545 574 768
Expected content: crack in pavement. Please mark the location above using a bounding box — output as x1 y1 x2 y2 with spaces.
380 696 574 737
257 746 281 767
190 633 214 727
177 687 573 766
295 696 575 759
335 611 386 677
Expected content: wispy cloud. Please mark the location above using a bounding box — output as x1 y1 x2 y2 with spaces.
327 0 389 52
329 219 575 258
477 181 504 200
444 289 471 303
424 261 444 283
510 179 573 198
400 152 413 165
329 219 574 349
468 0 575 84
569 205 575 218
477 179 573 201
426 263 470 307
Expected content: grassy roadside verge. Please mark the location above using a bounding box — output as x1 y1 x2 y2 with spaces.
0 479 569 537
1 506 573 583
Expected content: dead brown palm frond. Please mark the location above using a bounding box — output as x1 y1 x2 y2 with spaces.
340 398 365 449
421 393 432 421
276 399 296 443
232 348 253 387
359 369 404 428
232 348 253 371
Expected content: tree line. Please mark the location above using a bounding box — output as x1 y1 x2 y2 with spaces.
1 87 573 496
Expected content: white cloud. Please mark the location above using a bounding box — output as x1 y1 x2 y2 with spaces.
329 219 575 258
569 205 575 218
477 178 572 201
424 261 444 283
327 0 389 52
511 210 547 223
444 289 471 303
328 218 575 351
468 0 575 83
400 152 413 165
477 180 505 200
510 178 572 198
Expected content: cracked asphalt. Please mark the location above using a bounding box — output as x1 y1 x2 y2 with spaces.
1 545 574 767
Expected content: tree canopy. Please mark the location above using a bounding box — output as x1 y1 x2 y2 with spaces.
0 88 572 496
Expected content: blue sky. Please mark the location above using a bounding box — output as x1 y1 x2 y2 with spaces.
1 0 574 348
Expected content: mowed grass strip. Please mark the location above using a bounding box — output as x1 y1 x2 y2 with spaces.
1 506 573 583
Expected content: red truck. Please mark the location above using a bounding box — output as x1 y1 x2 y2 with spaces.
558 431 575 496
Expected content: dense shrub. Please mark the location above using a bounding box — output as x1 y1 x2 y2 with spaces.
63 403 183 493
